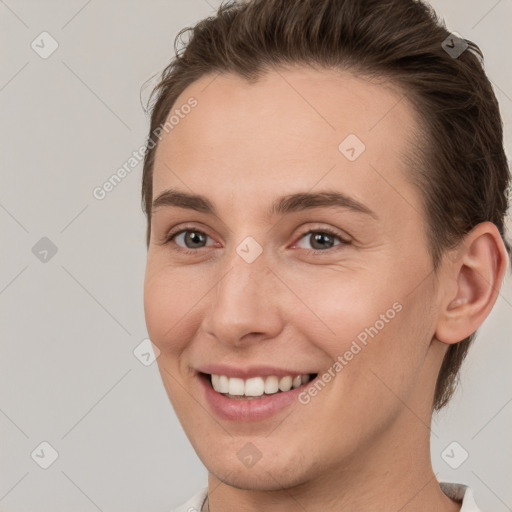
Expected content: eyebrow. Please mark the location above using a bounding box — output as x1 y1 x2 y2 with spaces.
152 188 378 219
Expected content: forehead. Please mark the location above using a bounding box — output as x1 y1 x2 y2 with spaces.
152 66 421 218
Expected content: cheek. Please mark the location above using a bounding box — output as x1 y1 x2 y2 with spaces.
296 266 433 401
284 267 402 356
143 264 205 353
334 285 435 418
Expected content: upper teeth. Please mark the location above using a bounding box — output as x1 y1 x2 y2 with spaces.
211 374 311 396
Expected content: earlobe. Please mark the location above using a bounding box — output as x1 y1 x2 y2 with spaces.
435 222 509 345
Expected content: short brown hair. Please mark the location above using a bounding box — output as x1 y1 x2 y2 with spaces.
141 0 511 410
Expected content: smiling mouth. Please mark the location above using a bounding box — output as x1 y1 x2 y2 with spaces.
200 372 319 399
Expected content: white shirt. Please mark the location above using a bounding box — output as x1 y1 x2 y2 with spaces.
171 481 481 511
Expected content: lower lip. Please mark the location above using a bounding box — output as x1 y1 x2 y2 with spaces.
198 373 313 422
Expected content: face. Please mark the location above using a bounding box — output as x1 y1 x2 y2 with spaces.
144 67 445 491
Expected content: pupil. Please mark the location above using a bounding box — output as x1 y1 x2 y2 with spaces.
311 232 333 250
186 231 206 248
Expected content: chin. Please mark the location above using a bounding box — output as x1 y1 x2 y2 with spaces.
198 441 314 490
209 461 309 492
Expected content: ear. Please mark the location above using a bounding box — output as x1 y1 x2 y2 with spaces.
435 221 510 345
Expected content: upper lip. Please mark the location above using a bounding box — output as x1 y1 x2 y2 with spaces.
196 364 316 380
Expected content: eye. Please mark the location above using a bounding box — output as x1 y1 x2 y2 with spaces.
162 225 351 255
294 228 350 251
165 227 215 252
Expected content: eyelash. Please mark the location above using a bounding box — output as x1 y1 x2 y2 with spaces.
163 225 350 256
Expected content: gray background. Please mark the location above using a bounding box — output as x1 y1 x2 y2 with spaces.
1 0 511 510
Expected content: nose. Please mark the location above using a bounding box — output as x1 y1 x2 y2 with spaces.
201 248 284 347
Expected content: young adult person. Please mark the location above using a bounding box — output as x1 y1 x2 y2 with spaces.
141 1 511 510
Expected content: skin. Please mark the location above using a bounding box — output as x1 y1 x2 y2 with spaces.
143 66 509 512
